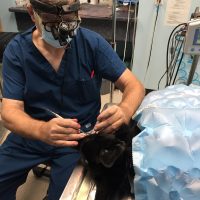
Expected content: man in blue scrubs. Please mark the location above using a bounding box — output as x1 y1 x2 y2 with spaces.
0 0 145 199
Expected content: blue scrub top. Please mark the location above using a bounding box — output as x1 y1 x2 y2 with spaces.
2 27 126 131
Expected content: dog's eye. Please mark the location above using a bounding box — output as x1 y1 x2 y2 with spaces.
102 149 109 154
84 159 88 165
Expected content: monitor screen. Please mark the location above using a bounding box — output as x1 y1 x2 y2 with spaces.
193 28 200 45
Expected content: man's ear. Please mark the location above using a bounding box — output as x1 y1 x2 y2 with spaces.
99 142 126 168
26 4 36 22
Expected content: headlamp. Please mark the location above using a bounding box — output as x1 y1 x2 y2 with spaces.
30 0 80 15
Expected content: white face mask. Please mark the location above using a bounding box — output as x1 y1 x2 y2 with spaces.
41 25 72 48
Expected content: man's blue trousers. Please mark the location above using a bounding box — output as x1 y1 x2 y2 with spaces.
0 133 80 200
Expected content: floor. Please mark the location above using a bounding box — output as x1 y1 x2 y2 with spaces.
0 89 122 200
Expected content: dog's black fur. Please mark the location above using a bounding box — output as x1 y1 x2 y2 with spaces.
78 122 140 200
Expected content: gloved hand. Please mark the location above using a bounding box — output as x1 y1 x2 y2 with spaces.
94 103 128 134
39 118 86 147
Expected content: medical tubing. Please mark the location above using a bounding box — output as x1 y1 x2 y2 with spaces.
168 40 184 85
157 71 167 89
157 30 183 90
166 38 181 86
158 23 186 88
144 3 160 81
167 31 183 85
165 23 187 86
168 35 184 84
172 52 184 85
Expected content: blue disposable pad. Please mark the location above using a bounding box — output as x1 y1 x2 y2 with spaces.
132 84 200 200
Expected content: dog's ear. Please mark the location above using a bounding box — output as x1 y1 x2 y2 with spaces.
99 141 126 168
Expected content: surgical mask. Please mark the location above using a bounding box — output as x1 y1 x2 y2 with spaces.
41 25 73 48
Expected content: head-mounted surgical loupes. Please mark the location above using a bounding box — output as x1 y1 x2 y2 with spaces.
30 0 81 46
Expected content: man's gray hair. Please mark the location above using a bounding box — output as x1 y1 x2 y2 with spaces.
28 0 73 4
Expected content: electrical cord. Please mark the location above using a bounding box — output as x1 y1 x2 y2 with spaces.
157 23 187 89
160 37 183 88
144 3 160 82
168 39 184 86
166 39 180 85
166 26 186 85
172 52 184 85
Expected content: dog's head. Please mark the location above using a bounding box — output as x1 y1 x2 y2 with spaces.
79 133 126 168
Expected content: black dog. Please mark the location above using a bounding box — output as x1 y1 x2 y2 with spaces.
78 122 140 200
